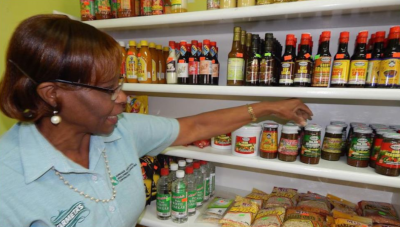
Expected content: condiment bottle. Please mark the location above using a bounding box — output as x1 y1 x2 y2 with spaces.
164 0 172 14
207 0 220 10
175 42 180 60
166 41 178 84
278 125 299 162
138 40 152 83
134 0 140 16
177 40 189 84
149 42 159 83
171 170 188 223
279 34 296 86
377 26 400 88
244 33 252 69
347 128 372 167
330 121 348 156
220 0 236 8
210 41 219 85
245 34 261 86
119 41 127 80
118 0 136 17
257 0 274 4
156 44 166 84
312 31 331 87
241 30 247 57
184 166 197 216
370 129 394 168
294 33 312 87
260 122 279 159
331 31 351 87
227 27 245 86
188 40 199 84
163 46 169 66
238 0 256 7
126 40 138 83
321 125 343 161
348 31 369 88
140 0 152 16
152 0 164 15
199 40 213 85
197 42 202 58
375 133 400 176
137 42 141 52
171 0 188 13
365 31 385 88
80 0 96 21
259 33 280 86
300 124 322 164
95 0 112 20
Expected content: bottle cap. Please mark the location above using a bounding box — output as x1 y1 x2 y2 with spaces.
339 31 350 43
118 41 126 47
301 33 311 40
129 40 136 46
234 26 241 33
203 39 210 45
156 44 162 50
186 158 193 163
263 122 278 128
163 46 169 51
210 41 217 46
389 32 400 40
161 168 169 176
376 31 386 38
140 40 148 46
326 125 343 134
322 31 331 38
137 43 141 48
170 163 178 171
305 124 321 131
200 160 208 165
176 170 185 178
383 132 400 139
193 162 200 169
191 40 198 45
149 42 156 48
180 41 187 47
265 33 274 40
354 128 373 134
185 166 194 174
390 26 400 34
358 31 369 38
178 160 186 167
282 125 299 134
169 41 175 48
198 42 202 48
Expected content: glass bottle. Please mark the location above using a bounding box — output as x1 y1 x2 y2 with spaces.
294 33 312 87
377 26 400 88
210 41 219 85
245 34 261 86
126 40 138 83
331 31 351 87
279 34 296 86
300 124 322 164
138 40 152 83
149 42 159 83
198 40 213 85
278 125 299 162
348 31 369 88
177 40 190 84
188 40 199 85
227 27 245 86
366 31 385 88
171 0 188 13
259 34 279 86
156 44 166 84
312 31 331 87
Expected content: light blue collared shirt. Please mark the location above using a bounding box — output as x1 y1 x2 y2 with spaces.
0 113 179 227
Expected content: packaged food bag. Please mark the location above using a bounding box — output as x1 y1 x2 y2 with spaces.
264 187 298 208
297 192 331 217
282 208 325 227
358 201 400 226
126 95 148 114
252 206 286 227
325 210 373 227
327 194 358 216
246 188 269 209
196 197 234 224
220 196 260 227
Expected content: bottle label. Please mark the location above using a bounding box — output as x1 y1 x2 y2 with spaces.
137 57 148 81
187 190 197 213
370 137 383 162
81 0 95 19
151 0 164 15
207 0 220 9
205 178 210 198
377 58 400 86
172 191 187 217
348 137 371 161
211 173 215 193
301 135 321 158
322 137 342 154
348 60 368 85
214 133 231 146
177 62 188 78
331 60 350 84
235 136 256 154
95 0 111 13
212 63 219 78
294 60 312 83
203 45 210 56
260 130 278 153
366 59 381 85
171 0 182 6
376 141 400 168
157 193 171 217
200 59 212 74
166 58 176 73
140 0 152 15
279 62 294 85
246 59 259 83
196 183 204 206
189 61 199 75
312 56 331 86
152 59 157 82
259 58 275 84
180 45 187 56
227 58 244 81
278 138 298 155
126 54 137 79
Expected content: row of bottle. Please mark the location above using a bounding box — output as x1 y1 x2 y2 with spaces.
121 39 220 85
80 0 187 21
156 159 216 223
226 26 400 87
207 0 298 10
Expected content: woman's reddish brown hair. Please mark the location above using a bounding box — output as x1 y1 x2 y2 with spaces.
0 14 122 122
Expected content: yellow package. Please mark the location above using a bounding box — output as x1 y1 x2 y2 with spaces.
327 194 358 215
264 187 298 208
245 188 269 209
126 95 148 114
220 196 259 227
252 206 286 227
332 210 373 227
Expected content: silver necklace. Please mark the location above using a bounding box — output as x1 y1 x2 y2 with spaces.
53 149 116 203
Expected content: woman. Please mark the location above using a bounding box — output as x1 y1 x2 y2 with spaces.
0 15 312 227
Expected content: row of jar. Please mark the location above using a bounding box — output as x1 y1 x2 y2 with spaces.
211 121 400 177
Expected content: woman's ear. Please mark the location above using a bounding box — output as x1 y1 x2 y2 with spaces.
36 82 59 107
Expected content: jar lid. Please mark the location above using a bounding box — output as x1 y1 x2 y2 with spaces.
370 124 387 129
263 122 278 128
326 125 343 133
331 121 348 128
282 125 299 134
305 124 321 131
178 160 186 167
383 132 400 139
239 124 262 131
285 122 300 130
389 125 400 129
350 122 367 127
354 128 373 134
376 129 395 135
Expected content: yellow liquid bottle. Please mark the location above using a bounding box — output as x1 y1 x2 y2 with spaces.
171 0 188 13
126 40 138 83
138 40 152 83
149 42 159 84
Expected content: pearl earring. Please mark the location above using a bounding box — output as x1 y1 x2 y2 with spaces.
51 110 62 125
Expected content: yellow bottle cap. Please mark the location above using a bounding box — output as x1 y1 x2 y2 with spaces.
137 43 142 48
149 42 156 48
163 46 169 51
129 40 136 46
156 44 162 50
140 40 148 46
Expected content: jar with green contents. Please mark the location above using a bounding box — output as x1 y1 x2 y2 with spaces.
322 125 343 161
347 128 373 167
300 124 322 164
370 129 394 168
375 133 400 176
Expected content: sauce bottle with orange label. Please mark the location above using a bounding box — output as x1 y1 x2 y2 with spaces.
294 33 312 87
279 34 296 86
156 45 166 84
330 32 351 87
95 0 112 20
166 41 178 84
149 42 159 83
138 40 152 83
210 41 219 85
377 26 400 88
152 0 164 15
312 31 331 87
126 40 138 83
80 0 96 21
366 31 385 88
348 31 369 88
118 0 136 18
227 27 245 86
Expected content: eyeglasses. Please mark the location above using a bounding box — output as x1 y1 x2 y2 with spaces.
8 59 124 101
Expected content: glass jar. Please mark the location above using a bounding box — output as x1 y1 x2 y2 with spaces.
375 133 400 176
256 0 274 4
370 130 394 168
238 0 256 7
260 122 279 159
331 121 348 156
321 125 343 161
278 125 299 162
347 128 373 167
300 124 322 164
220 0 236 8
207 0 220 10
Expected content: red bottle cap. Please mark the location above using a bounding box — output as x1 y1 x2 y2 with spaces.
301 33 311 40
200 160 208 165
390 26 400 34
389 32 400 40
340 31 350 38
322 31 331 38
358 31 369 38
193 162 200 169
161 168 169 176
210 41 217 46
286 39 294 46
191 40 198 45
180 41 187 46
286 34 295 40
203 39 210 45
300 37 310 45
169 41 175 48
376 31 386 38
185 166 194 174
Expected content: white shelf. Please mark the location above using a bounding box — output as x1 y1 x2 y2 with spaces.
123 84 400 101
162 146 400 189
84 0 400 30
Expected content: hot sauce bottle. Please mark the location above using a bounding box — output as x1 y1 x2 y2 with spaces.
227 27 245 86
156 44 166 84
188 40 199 84
245 34 261 86
330 32 351 87
177 40 189 84
259 33 280 86
95 0 112 20
366 31 385 88
126 40 138 83
312 31 331 87
166 41 177 84
377 26 400 88
140 0 152 16
210 41 219 85
118 0 136 18
138 40 152 83
152 0 164 15
149 42 159 83
294 33 312 87
348 31 369 88
279 34 296 87
199 40 213 85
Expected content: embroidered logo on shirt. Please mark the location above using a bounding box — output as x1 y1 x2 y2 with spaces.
51 201 90 227
112 163 136 186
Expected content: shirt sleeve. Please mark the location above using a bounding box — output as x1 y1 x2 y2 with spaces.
116 113 180 157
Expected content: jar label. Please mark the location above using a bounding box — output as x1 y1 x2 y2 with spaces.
348 60 368 85
227 58 244 81
377 58 400 86
259 58 275 84
322 137 342 154
235 136 257 154
366 59 381 85
331 60 350 84
157 193 171 216
126 54 138 79
370 137 383 162
196 183 204 205
312 56 331 86
214 133 232 146
188 190 197 213
301 135 321 158
279 61 294 85
294 60 312 83
260 130 278 153
376 141 400 168
278 138 298 155
207 0 220 9
348 137 371 161
172 191 187 217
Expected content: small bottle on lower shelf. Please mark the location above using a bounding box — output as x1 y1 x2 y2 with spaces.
156 168 171 220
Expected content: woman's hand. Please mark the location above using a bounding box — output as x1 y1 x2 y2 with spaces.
268 99 313 126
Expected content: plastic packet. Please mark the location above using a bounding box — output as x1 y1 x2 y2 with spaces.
195 197 234 224
326 210 373 227
264 187 298 209
297 192 331 217
282 208 325 227
126 95 148 114
252 206 286 227
245 188 269 209
220 196 260 227
327 193 358 216
358 201 400 226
